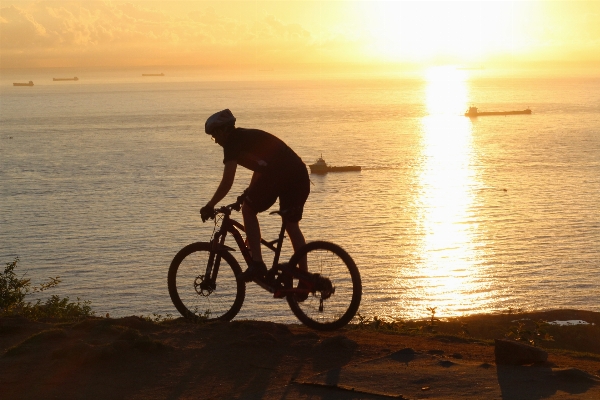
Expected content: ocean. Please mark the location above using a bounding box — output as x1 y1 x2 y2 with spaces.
1 67 599 322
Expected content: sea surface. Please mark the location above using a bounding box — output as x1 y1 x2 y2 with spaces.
1 67 599 322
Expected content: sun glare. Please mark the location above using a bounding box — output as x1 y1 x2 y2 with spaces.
424 66 468 115
358 1 523 63
1 1 596 70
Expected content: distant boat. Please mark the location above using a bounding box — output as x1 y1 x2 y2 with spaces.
13 81 34 86
142 73 164 76
309 155 361 174
465 106 531 117
53 77 78 81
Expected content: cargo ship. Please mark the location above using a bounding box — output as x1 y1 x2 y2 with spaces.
308 155 361 174
465 106 531 117
53 77 78 81
13 81 34 86
142 73 164 76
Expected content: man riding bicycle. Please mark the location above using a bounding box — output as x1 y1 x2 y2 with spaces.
200 109 310 282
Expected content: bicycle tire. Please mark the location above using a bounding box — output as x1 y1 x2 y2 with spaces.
286 241 362 331
168 242 245 322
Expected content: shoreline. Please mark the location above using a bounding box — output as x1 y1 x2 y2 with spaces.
1 309 599 399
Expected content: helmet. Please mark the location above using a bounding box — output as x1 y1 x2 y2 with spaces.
205 109 236 135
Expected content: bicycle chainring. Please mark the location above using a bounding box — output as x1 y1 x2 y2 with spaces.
268 264 292 292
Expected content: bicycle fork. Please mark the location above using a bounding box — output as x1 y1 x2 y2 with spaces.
200 231 231 294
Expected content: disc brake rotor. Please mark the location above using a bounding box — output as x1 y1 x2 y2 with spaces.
194 275 215 296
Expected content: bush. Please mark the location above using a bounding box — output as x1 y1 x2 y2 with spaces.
0 258 28 310
1 257 94 320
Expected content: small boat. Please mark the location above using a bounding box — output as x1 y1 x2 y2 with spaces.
465 106 531 117
53 77 78 81
308 155 361 174
142 73 164 76
13 81 34 86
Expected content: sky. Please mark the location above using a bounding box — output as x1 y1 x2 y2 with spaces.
1 1 600 71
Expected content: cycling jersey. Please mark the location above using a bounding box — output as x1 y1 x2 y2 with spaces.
222 127 309 222
222 128 303 173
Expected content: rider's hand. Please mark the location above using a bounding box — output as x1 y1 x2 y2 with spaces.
233 191 247 211
200 205 214 222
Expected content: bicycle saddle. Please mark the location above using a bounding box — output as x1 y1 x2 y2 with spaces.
269 207 301 218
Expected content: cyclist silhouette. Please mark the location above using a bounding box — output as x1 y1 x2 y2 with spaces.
200 109 310 282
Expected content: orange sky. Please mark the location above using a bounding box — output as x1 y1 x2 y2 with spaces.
1 1 599 71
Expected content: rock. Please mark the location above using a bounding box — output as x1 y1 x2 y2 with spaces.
438 360 456 368
494 339 548 365
390 348 417 364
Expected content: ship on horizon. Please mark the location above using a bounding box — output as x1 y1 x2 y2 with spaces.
308 155 361 174
465 106 531 117
13 81 34 86
53 77 79 81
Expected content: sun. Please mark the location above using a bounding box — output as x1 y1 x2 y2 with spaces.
356 1 527 64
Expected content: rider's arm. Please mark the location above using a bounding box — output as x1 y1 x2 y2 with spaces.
206 160 237 208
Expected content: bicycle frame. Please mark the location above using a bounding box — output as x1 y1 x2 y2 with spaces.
169 201 361 330
206 207 288 294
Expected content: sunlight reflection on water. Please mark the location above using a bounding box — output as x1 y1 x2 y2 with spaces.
409 67 487 316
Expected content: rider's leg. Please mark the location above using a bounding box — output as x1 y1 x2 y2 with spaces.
286 221 307 271
242 202 263 263
287 220 309 302
238 201 267 282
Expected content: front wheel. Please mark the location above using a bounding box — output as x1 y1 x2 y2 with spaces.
286 241 362 331
168 242 245 322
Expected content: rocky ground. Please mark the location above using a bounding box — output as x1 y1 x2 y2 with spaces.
1 309 599 399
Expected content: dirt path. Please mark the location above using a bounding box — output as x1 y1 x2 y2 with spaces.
1 311 599 399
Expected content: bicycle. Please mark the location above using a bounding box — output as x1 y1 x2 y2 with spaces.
168 201 362 331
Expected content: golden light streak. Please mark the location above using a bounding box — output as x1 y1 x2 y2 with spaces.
411 66 484 313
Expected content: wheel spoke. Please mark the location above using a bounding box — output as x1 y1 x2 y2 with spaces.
286 241 361 330
168 243 245 321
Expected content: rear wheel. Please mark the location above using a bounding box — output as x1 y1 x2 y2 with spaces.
286 241 361 331
168 242 245 321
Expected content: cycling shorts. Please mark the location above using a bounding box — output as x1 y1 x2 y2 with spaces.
244 162 310 222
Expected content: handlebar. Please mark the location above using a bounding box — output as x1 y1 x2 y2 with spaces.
201 191 247 222
217 200 242 214
203 199 242 222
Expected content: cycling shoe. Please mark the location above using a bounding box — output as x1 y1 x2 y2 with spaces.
239 260 268 283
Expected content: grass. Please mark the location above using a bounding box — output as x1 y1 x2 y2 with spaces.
1 257 94 320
